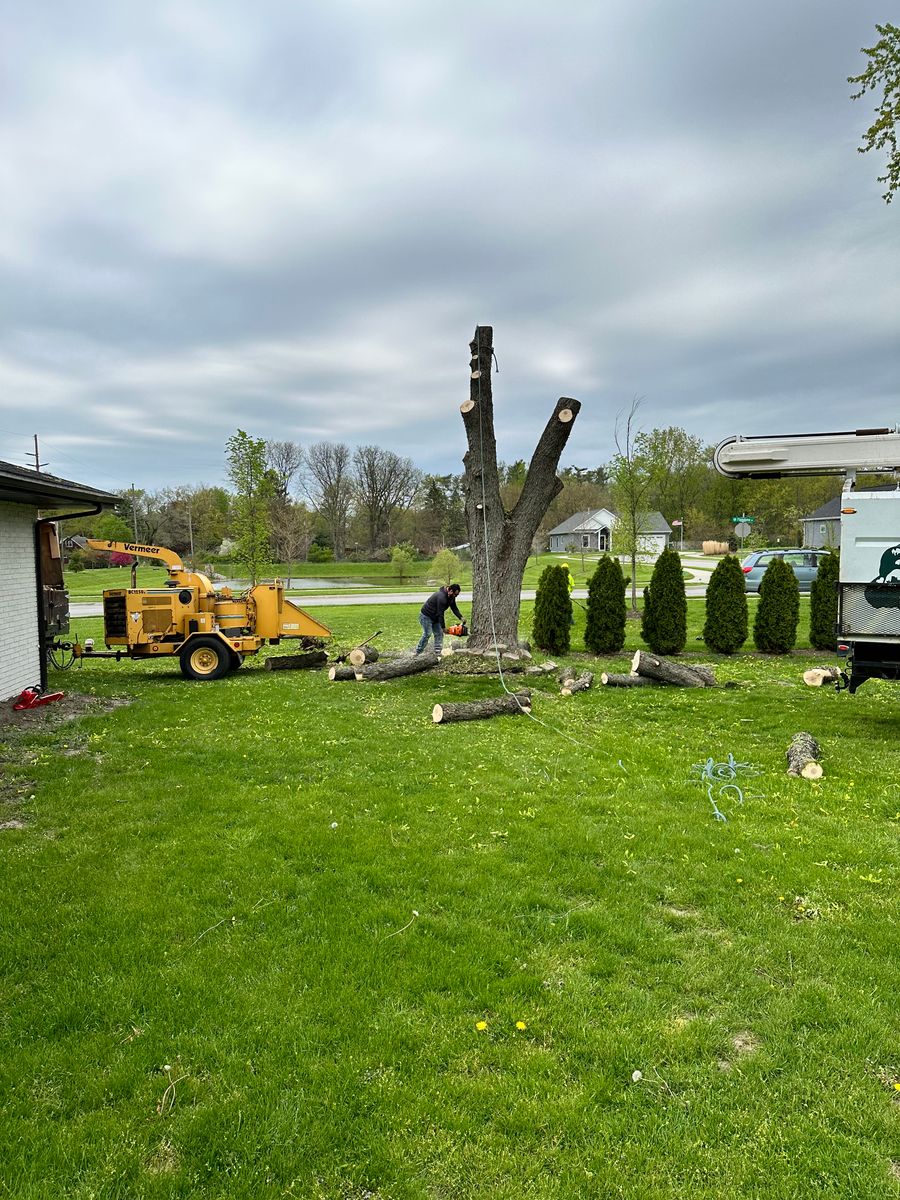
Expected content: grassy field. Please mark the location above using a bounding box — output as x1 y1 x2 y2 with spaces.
63 556 667 601
1 599 897 1198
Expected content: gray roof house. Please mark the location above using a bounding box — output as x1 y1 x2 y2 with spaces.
801 483 900 549
547 508 671 557
0 461 119 700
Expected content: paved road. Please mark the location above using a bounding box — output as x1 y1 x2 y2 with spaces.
70 577 713 619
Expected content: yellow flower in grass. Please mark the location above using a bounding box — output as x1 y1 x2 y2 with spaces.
515 1020 527 1031
475 1020 488 1031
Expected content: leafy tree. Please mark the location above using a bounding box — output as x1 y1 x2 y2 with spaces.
95 511 134 542
584 555 626 654
532 564 571 655
430 548 462 585
753 557 800 653
390 542 417 581
702 555 748 654
810 551 840 651
225 429 274 584
641 546 687 655
849 23 900 203
636 426 709 523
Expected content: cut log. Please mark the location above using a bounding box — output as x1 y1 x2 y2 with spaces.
786 732 824 779
600 672 657 687
328 665 358 681
631 650 716 688
438 658 526 676
561 670 593 696
803 666 841 688
355 650 439 682
558 666 577 687
432 691 532 724
266 650 328 671
348 645 379 668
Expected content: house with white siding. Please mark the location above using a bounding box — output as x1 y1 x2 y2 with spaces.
0 462 118 701
547 508 671 558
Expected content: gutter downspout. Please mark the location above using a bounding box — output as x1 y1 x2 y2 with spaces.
34 505 103 690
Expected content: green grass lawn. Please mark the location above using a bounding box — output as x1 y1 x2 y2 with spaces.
2 599 897 1198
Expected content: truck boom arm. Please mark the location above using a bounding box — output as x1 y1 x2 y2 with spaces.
714 427 900 479
87 539 184 570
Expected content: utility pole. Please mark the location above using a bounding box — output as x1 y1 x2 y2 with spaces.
131 484 139 539
27 434 46 473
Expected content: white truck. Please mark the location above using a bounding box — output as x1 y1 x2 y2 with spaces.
714 427 900 693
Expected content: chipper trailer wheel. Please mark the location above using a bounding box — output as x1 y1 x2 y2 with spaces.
180 637 232 681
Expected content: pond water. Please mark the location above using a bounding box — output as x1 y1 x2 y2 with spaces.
214 576 382 590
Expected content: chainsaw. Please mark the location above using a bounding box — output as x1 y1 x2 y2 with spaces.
447 622 468 637
13 686 64 711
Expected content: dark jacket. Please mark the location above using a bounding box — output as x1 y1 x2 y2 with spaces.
420 587 462 627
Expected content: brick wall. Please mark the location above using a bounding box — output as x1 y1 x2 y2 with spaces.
0 501 40 701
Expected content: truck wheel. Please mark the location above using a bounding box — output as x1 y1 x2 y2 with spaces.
229 651 244 672
180 637 231 681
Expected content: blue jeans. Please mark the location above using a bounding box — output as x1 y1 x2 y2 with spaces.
416 614 443 654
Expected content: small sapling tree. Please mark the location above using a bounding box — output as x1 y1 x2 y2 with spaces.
430 547 462 585
226 429 274 584
753 556 800 653
810 551 840 650
585 555 626 654
640 546 687 655
703 555 749 654
390 543 417 582
533 564 571 654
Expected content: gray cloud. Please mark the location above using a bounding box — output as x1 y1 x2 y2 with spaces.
0 0 896 492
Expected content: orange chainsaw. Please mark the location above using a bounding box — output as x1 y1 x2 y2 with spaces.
446 622 468 637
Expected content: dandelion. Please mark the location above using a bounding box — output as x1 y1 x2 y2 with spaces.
631 1070 643 1083
475 1020 488 1031
736 878 744 884
894 1082 900 1092
515 1020 527 1031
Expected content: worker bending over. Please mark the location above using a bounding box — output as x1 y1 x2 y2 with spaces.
415 583 464 655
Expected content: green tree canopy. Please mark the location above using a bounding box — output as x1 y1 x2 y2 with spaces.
849 22 900 203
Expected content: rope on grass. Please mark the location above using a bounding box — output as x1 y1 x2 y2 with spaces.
691 753 762 822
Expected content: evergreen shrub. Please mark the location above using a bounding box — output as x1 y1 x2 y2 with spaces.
533 564 571 655
809 551 839 650
584 556 626 654
641 546 687 655
702 555 748 653
753 556 799 653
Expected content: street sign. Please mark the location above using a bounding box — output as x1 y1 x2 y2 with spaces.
671 519 683 526
734 521 751 538
731 515 756 524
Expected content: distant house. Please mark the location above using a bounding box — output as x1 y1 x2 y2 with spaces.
0 462 118 701
547 508 671 557
801 483 900 549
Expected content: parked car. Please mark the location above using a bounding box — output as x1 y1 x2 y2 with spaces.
741 549 832 593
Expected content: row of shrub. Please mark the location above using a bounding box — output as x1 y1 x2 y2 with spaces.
532 548 840 656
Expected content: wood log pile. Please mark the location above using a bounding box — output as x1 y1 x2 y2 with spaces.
786 731 824 779
558 666 593 695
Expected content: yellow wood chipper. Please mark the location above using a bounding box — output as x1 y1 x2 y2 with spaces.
68 540 331 680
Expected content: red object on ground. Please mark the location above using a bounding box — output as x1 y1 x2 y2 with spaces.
13 687 65 711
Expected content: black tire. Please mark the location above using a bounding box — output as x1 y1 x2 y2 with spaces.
229 651 244 672
179 637 231 681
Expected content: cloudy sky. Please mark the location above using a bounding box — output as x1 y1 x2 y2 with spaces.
1 0 897 494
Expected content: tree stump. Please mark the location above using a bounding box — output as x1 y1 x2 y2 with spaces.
266 650 328 671
802 667 841 687
432 691 532 724
348 645 379 667
438 657 526 676
786 732 824 779
328 665 358 681
631 650 716 687
561 670 593 696
355 651 439 681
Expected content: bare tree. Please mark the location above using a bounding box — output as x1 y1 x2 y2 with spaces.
302 441 354 558
266 440 304 501
353 445 422 551
270 501 316 579
460 325 581 650
610 399 656 615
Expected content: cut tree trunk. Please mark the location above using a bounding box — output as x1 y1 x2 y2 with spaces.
432 691 532 724
438 657 526 676
348 645 379 667
266 650 328 671
631 650 716 687
354 650 439 682
328 665 358 681
803 667 841 687
558 666 577 687
461 325 580 651
561 670 593 696
600 672 657 687
786 732 824 779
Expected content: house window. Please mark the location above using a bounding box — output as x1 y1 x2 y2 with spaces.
581 535 590 549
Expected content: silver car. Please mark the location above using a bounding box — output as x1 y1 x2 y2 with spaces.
741 549 831 593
